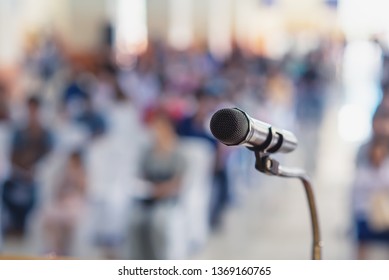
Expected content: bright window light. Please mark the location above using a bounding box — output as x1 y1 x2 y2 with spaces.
168 0 193 50
339 0 389 39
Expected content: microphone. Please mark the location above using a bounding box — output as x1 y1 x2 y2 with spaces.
209 108 298 153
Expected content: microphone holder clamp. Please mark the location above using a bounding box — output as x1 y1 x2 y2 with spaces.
254 151 322 260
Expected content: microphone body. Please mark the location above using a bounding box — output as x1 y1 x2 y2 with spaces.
210 108 298 153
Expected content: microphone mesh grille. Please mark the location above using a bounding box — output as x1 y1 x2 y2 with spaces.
210 108 249 145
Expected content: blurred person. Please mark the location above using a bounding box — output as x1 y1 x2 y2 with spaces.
2 96 53 237
295 50 327 174
176 89 215 137
0 82 11 249
164 49 202 95
76 95 107 139
295 50 327 124
101 20 114 54
107 79 144 166
262 65 295 129
381 50 389 89
176 89 218 156
119 50 161 113
351 106 389 259
128 107 186 260
0 82 11 180
175 89 229 229
0 82 10 122
61 68 90 121
36 34 64 82
296 49 325 121
92 63 117 113
92 79 144 259
380 82 389 110
41 150 87 256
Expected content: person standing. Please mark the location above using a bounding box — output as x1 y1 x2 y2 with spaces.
2 96 52 237
42 150 87 256
128 107 186 259
351 106 389 259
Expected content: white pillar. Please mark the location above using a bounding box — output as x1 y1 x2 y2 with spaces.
208 0 233 59
0 0 23 68
168 0 194 50
115 0 148 55
339 0 389 40
50 0 106 52
235 0 258 51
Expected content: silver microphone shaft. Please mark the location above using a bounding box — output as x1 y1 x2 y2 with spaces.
210 108 298 153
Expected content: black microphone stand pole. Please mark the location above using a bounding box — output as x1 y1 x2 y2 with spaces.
254 151 322 260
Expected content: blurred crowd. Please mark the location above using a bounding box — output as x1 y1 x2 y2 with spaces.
0 27 342 259
351 38 389 259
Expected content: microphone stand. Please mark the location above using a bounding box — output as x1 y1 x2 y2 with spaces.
254 151 322 260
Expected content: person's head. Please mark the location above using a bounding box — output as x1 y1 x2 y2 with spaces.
55 149 85 200
112 79 128 102
372 105 389 139
0 81 6 96
84 93 94 110
381 81 389 109
27 95 42 124
145 106 177 148
194 88 217 120
369 137 388 167
0 82 9 121
68 150 84 169
98 62 117 81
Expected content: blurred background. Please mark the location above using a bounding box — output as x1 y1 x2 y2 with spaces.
1 0 389 260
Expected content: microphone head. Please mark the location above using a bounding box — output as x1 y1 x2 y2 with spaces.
210 108 249 145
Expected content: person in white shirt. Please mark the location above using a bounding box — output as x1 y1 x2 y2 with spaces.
351 106 389 259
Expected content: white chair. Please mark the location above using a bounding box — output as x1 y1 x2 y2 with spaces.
168 137 215 259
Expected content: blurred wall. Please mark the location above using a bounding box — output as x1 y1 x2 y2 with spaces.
0 0 23 68
55 0 107 52
0 0 109 70
147 0 169 42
